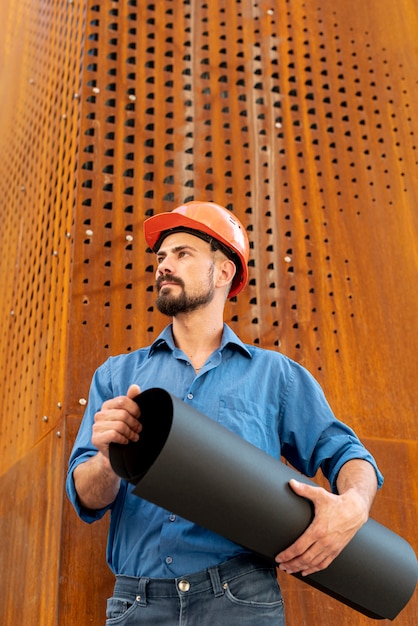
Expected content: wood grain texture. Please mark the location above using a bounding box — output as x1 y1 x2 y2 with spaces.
0 423 66 626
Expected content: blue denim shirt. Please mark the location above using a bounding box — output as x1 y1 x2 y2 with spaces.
66 324 383 577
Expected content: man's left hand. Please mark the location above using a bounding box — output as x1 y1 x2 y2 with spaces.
275 478 369 577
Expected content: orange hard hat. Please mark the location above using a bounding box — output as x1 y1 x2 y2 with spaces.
143 201 249 298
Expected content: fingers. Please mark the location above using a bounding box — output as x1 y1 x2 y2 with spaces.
275 480 363 576
92 386 142 455
276 531 337 576
92 419 141 456
275 481 338 575
101 392 140 418
275 532 317 575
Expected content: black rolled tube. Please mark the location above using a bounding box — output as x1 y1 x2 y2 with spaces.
109 388 417 620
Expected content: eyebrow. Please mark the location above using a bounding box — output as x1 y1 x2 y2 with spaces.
156 244 199 258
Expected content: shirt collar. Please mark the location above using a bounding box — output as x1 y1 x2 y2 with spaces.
219 324 252 358
148 324 252 359
149 325 177 356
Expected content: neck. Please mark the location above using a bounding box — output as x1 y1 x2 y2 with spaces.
171 308 224 369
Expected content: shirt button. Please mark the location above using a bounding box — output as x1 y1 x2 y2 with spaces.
187 393 193 400
169 514 176 522
166 556 173 564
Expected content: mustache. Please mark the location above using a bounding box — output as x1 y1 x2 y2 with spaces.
155 275 185 290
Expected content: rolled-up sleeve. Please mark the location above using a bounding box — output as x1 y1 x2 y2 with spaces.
66 360 116 523
279 361 384 492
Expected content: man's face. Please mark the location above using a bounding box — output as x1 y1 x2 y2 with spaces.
154 232 216 317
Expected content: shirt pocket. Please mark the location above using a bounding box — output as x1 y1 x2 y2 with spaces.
218 395 279 457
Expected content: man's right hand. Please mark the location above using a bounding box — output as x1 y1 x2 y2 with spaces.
91 384 142 458
73 384 142 511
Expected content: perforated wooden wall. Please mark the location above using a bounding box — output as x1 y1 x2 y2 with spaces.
0 1 416 625
0 1 85 622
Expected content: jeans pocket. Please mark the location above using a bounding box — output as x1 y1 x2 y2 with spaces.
223 568 284 608
106 596 136 624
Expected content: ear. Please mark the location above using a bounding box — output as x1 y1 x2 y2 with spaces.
215 258 236 290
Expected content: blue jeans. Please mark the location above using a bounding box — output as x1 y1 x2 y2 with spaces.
106 554 285 625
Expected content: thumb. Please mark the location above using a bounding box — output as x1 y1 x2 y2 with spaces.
127 384 141 399
289 478 312 495
289 478 320 502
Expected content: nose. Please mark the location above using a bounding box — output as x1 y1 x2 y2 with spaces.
156 256 173 278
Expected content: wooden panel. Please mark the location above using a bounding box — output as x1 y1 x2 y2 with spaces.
0 0 85 471
0 1 85 625
0 423 66 626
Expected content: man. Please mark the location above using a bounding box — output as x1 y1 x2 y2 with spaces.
67 200 383 625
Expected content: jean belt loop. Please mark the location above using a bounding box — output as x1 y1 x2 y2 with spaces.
137 577 149 606
208 565 224 598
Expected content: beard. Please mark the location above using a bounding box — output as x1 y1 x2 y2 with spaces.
155 267 215 317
